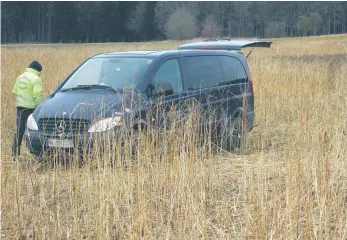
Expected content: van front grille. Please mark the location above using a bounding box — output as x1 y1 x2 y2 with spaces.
39 118 90 135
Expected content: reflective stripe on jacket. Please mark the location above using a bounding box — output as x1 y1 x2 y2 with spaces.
12 68 43 109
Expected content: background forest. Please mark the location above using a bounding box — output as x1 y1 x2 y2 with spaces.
2 1 347 43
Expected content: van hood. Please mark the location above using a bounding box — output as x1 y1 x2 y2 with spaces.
34 89 135 120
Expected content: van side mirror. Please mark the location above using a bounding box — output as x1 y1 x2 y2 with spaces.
152 82 174 97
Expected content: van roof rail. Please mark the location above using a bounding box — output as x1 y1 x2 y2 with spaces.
203 38 231 42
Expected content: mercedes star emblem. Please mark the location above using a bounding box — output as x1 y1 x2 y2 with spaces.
56 120 66 134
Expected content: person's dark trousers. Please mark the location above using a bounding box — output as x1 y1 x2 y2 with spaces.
12 107 35 159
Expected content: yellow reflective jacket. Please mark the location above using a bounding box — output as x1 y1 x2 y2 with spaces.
12 68 43 109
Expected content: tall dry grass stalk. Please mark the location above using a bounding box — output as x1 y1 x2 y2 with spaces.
1 35 347 239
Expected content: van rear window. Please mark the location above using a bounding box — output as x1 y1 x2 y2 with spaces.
219 56 248 85
185 56 224 89
185 55 248 90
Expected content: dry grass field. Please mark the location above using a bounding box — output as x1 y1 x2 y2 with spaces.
1 34 347 239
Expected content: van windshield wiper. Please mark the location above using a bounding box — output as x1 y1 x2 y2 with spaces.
60 84 118 93
78 84 119 93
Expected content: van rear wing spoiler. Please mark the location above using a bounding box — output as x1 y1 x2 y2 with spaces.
177 40 272 51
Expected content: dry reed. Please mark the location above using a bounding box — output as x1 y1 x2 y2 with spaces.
1 35 347 239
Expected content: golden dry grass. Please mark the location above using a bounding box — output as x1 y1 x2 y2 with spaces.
1 35 347 239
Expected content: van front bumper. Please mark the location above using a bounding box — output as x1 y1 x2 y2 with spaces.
25 129 120 157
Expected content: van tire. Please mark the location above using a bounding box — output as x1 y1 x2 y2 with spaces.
221 115 245 151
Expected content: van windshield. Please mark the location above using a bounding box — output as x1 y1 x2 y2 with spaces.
61 57 153 91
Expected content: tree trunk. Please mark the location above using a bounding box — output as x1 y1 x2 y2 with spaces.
229 2 232 38
239 3 242 37
333 3 336 34
48 14 52 43
41 12 45 42
37 3 40 42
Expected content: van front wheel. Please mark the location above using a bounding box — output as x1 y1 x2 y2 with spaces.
221 116 245 151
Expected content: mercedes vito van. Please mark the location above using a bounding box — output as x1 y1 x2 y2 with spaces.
25 40 272 158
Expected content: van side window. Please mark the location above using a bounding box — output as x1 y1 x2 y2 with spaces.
152 59 183 94
219 56 248 85
185 56 224 89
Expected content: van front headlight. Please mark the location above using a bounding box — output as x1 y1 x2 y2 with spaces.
27 114 38 131
88 116 122 133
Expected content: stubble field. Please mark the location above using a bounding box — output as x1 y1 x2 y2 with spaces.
1 35 347 239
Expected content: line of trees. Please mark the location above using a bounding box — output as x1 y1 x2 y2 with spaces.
2 1 347 43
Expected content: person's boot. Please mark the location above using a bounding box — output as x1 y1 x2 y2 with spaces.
12 150 20 161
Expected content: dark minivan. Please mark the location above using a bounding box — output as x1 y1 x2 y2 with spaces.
25 40 272 158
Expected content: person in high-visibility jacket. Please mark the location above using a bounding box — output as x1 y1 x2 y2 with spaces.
12 61 43 160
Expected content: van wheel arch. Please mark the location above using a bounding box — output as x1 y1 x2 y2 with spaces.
133 119 147 132
230 107 244 119
219 108 247 151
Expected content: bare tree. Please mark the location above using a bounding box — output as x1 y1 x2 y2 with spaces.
125 2 146 36
166 8 197 40
201 15 221 38
298 15 310 36
154 2 181 35
298 12 323 36
308 12 323 35
265 21 286 38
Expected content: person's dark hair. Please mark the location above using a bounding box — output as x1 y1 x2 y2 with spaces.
28 61 42 72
